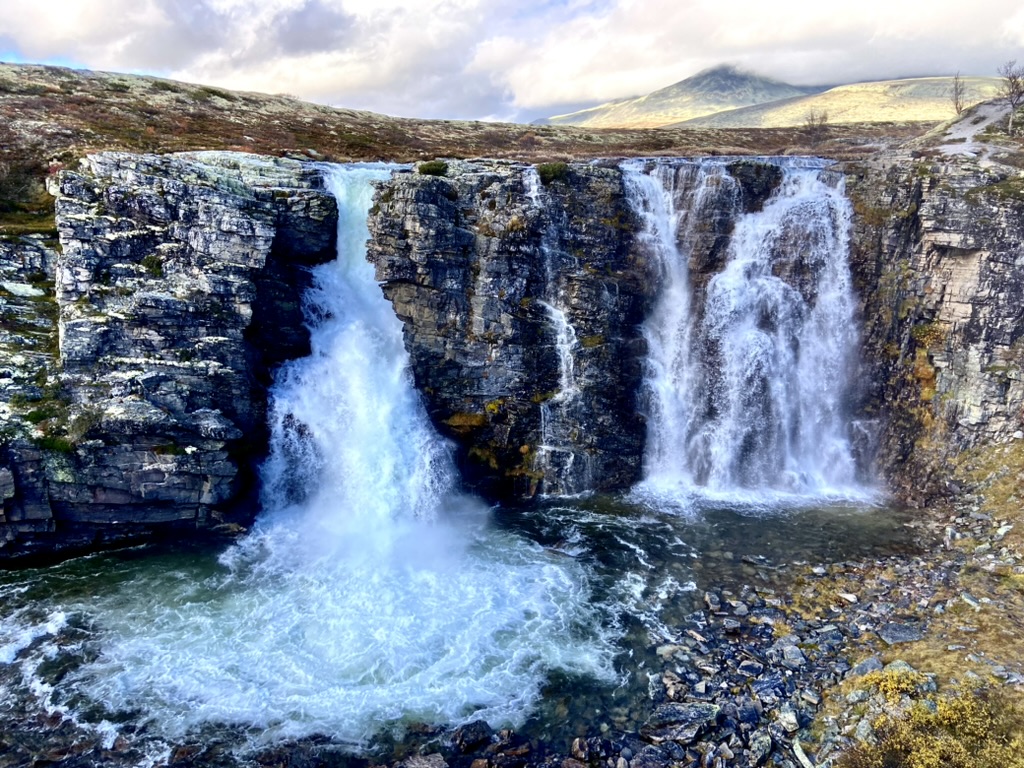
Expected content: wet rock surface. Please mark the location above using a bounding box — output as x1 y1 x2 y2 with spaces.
367 160 658 499
0 151 338 561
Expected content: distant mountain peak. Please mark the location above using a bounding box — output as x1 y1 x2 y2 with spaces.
540 63 823 129
681 64 796 89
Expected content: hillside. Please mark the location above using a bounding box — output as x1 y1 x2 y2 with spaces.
674 76 1003 128
542 65 822 129
0 63 933 240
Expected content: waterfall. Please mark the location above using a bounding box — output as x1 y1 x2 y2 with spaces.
40 164 618 751
623 158 866 501
258 165 456 552
524 168 590 496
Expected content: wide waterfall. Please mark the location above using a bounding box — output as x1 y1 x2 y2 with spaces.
623 158 866 502
0 165 618 752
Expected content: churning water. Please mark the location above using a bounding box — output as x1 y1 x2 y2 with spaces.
0 165 620 756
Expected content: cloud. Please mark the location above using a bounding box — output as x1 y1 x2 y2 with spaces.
478 0 1024 110
274 0 356 55
1 0 1023 120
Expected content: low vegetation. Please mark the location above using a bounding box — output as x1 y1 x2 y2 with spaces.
0 122 53 237
838 687 1024 768
0 62 932 213
417 160 448 176
536 161 569 185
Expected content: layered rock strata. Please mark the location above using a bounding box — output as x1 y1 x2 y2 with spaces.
846 155 1024 503
3 147 1023 557
367 160 659 498
0 152 337 560
366 159 793 500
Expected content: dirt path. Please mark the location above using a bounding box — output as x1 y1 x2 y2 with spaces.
933 101 1009 162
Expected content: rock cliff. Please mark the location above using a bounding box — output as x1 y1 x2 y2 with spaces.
0 152 337 560
365 159 805 500
846 154 1024 503
3 145 1023 558
367 160 658 498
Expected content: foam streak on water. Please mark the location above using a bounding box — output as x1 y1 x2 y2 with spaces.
623 158 871 506
0 164 619 753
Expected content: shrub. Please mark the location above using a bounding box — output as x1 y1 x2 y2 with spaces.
0 124 44 215
537 162 569 185
417 160 448 176
141 254 164 277
32 435 75 453
838 687 1024 768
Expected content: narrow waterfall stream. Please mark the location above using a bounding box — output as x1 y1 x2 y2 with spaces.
524 168 590 497
623 158 871 504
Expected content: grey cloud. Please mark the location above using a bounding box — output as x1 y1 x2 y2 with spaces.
274 0 356 56
326 58 515 121
119 0 227 70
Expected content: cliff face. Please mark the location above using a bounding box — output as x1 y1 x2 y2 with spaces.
365 159 802 500
0 152 337 560
3 147 1022 559
367 161 658 498
846 156 1024 504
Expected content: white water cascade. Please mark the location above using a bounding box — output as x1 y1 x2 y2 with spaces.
624 158 867 502
20 164 619 751
524 168 590 496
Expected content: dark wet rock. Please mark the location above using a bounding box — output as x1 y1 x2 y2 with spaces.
748 730 772 766
877 622 924 645
751 673 785 704
781 646 807 669
767 722 790 747
777 705 800 734
367 160 656 500
737 660 764 677
397 755 448 768
570 738 588 761
453 720 494 753
726 161 784 214
642 703 721 745
628 745 669 768
722 618 742 633
730 601 749 617
737 698 762 727
0 151 337 561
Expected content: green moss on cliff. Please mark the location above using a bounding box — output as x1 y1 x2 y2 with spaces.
417 160 448 177
536 162 569 185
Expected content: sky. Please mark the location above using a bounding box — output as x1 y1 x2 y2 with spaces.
1 0 1023 122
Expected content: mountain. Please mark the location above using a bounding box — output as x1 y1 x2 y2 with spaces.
540 65 824 129
673 76 1004 128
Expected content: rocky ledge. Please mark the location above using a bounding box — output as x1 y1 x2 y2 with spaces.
0 152 337 561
